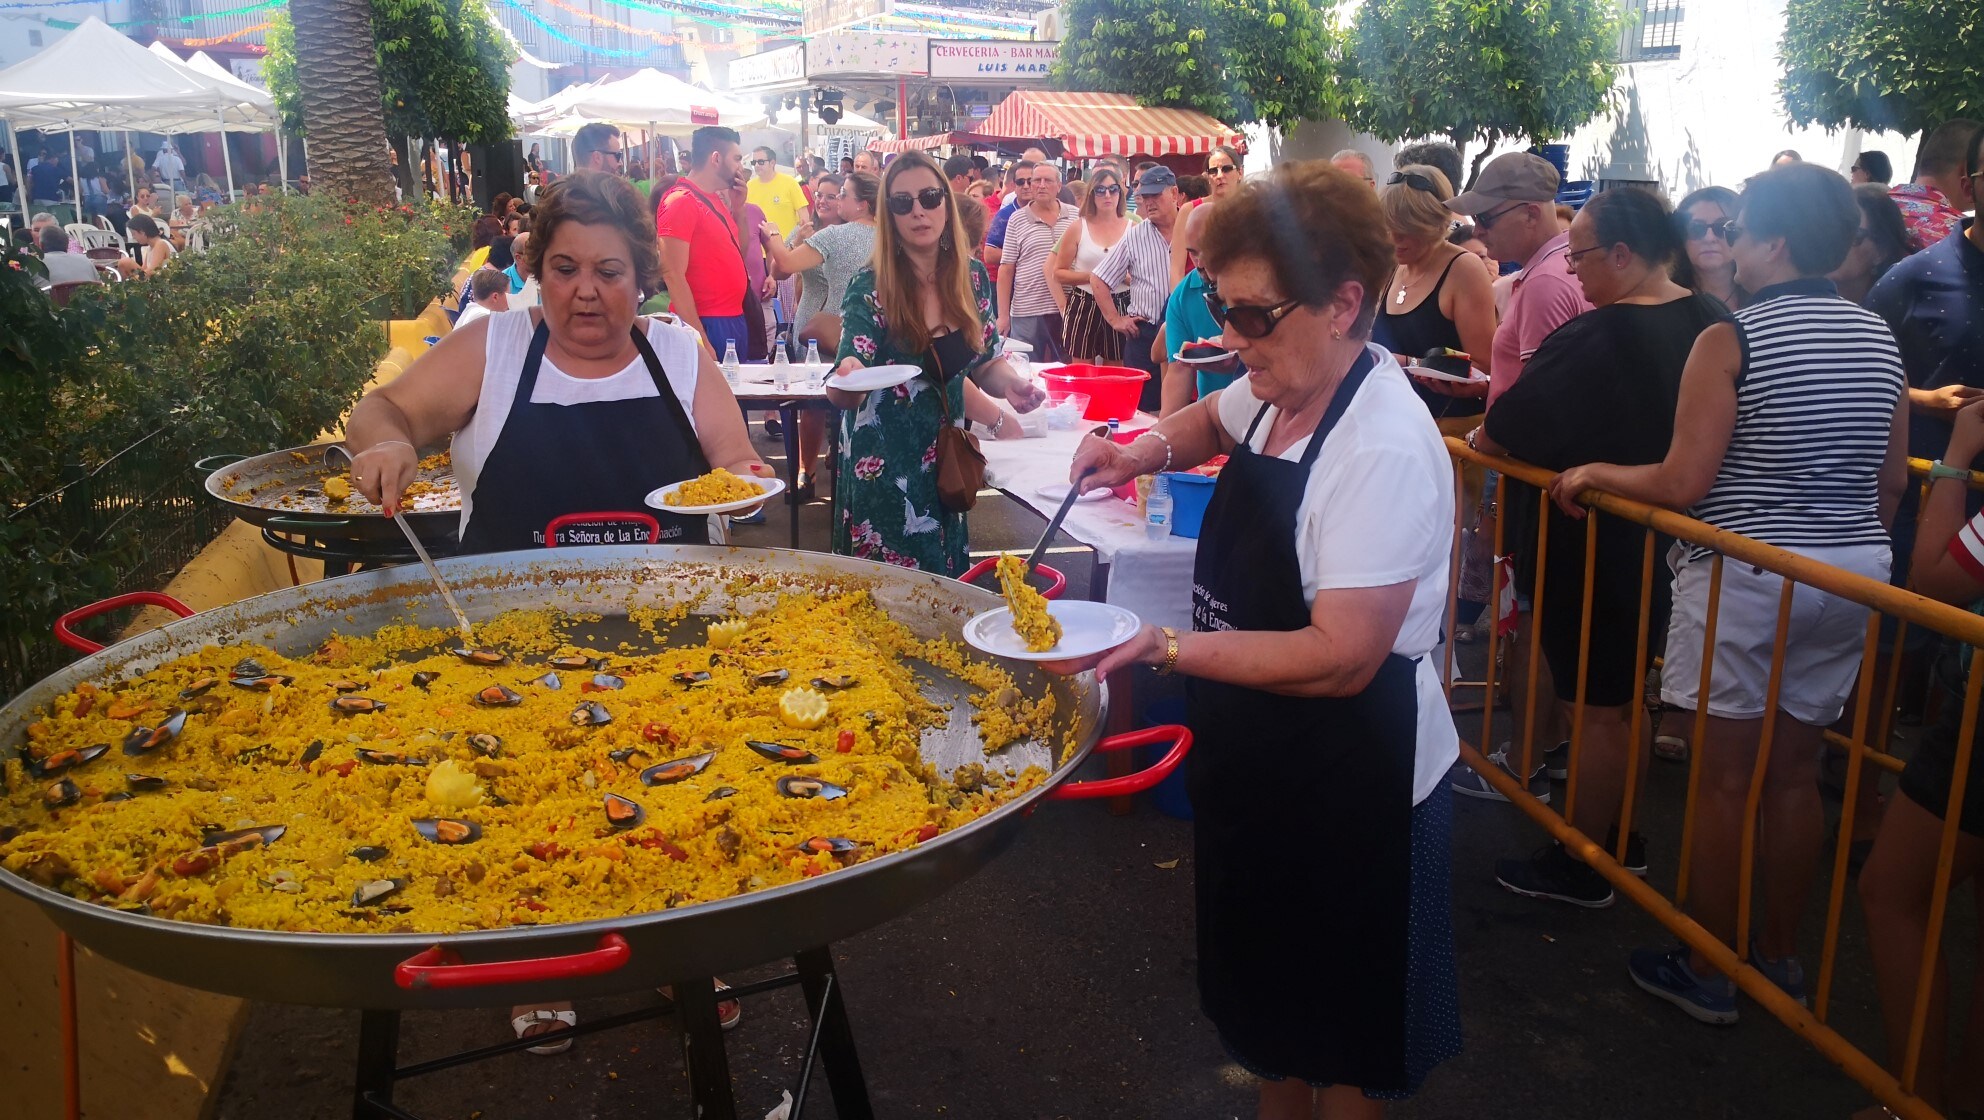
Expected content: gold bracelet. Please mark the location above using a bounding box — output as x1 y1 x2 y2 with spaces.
1156 626 1180 675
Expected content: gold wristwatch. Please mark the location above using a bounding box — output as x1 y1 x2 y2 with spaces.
1156 627 1180 675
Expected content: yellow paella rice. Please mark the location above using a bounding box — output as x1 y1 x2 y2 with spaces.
662 468 764 508
995 554 1061 653
0 591 1058 935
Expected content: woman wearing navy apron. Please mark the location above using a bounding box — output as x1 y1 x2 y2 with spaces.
343 171 768 1047
1057 162 1463 1117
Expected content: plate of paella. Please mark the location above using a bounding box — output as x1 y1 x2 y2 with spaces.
644 468 784 515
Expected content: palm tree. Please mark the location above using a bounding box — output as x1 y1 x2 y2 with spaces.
288 0 396 206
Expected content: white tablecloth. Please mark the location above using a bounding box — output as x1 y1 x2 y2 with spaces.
979 415 1199 631
728 364 831 400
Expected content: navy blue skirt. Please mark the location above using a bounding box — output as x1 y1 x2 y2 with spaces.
1219 784 1463 1099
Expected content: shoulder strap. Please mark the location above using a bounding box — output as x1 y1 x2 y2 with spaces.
1428 251 1466 293
1240 400 1273 443
629 323 710 470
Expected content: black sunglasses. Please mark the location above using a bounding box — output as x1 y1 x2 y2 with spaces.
1091 184 1122 196
1207 163 1239 176
748 158 772 167
1683 219 1723 241
1387 170 1439 193
1712 219 1743 245
887 187 947 215
1475 202 1527 229
1202 286 1301 340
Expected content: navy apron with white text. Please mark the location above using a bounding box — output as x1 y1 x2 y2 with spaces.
457 319 710 553
1185 352 1421 1090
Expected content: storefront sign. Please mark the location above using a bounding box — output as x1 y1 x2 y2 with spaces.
926 39 1059 82
803 0 892 37
728 43 805 91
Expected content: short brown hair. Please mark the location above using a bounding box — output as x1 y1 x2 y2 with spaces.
519 171 662 293
1199 159 1395 337
1738 162 1859 276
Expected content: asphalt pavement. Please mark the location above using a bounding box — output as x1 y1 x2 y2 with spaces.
214 440 1929 1120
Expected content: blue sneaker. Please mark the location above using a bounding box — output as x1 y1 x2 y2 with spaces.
1629 946 1738 1025
1749 939 1808 1007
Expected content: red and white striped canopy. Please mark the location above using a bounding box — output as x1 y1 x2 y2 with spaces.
868 132 965 153
972 91 1245 159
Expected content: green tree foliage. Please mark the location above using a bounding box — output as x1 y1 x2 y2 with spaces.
266 0 515 144
1053 0 1345 130
1345 0 1620 184
1780 0 1981 136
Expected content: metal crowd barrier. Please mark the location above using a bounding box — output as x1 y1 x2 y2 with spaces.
1443 441 1984 1120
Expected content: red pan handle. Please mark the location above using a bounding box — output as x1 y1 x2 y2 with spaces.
957 557 1067 600
543 511 663 548
395 932 631 990
54 592 196 654
1048 724 1192 800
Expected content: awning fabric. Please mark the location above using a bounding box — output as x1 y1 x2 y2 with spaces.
869 132 965 153
0 18 250 132
971 91 1244 159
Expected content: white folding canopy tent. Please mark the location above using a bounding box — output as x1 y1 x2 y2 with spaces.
142 42 281 197
0 18 267 208
184 51 290 190
522 69 767 137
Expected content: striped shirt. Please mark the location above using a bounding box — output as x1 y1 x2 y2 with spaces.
1688 278 1904 551
1092 219 1174 323
1005 202 1077 317
1951 508 1984 583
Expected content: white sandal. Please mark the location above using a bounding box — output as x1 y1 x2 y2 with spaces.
511 1008 577 1055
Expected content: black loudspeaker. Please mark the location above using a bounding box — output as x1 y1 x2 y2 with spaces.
470 139 526 211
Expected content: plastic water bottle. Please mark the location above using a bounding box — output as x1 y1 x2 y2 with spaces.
772 332 792 390
1145 474 1174 541
721 340 740 388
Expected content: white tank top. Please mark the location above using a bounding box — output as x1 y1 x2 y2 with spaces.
1073 219 1130 292
454 309 704 538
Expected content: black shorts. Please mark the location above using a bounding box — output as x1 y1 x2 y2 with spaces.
1899 686 1984 838
1534 520 1671 708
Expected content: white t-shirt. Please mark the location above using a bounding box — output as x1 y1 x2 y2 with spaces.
1212 345 1460 804
454 301 494 327
454 310 703 538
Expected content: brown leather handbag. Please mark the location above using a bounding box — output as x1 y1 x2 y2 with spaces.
929 344 986 512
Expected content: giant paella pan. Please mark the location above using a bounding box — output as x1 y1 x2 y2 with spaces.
0 547 1184 1010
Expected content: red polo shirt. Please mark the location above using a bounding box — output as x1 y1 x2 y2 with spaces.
655 178 747 318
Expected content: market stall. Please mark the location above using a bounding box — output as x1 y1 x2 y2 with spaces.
969 90 1245 160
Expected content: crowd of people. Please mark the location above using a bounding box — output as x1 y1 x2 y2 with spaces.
347 111 1984 1116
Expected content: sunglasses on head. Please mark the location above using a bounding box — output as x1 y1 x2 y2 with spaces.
887 187 947 215
1202 286 1301 340
1387 171 1440 194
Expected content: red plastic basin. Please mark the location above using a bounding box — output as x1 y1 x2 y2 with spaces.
1041 363 1148 422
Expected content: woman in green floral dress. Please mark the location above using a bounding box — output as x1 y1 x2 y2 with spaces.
827 151 1043 575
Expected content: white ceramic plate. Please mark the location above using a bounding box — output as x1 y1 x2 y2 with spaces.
1172 347 1239 366
962 601 1143 662
826 364 923 393
643 474 786 515
1035 481 1116 505
1403 363 1489 385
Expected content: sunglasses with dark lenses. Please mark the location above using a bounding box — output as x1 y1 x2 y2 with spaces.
1713 219 1743 245
1475 202 1525 229
748 158 772 167
1092 184 1122 196
1207 164 1239 176
1202 288 1301 340
1387 170 1439 193
886 187 947 215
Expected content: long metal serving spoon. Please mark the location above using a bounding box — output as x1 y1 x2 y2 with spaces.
326 444 476 644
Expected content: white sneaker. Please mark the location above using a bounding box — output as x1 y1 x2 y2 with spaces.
1449 747 1551 804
